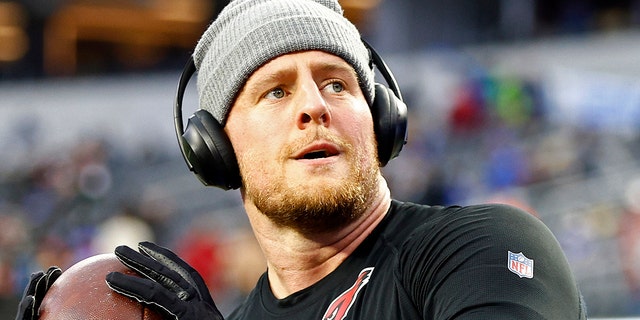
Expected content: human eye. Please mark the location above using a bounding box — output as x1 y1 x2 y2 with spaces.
264 87 285 99
324 81 344 93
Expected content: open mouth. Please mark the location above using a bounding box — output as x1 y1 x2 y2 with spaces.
302 150 333 159
295 143 340 160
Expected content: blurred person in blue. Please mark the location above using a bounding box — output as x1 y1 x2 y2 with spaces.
16 0 587 319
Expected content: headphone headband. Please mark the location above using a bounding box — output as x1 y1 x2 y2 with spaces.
362 39 402 101
174 58 197 173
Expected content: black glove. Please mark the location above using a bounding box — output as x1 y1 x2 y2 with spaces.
105 241 224 320
15 266 62 320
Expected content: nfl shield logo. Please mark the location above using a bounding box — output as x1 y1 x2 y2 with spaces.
508 251 534 278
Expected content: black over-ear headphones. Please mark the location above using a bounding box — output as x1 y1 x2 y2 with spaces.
174 40 408 190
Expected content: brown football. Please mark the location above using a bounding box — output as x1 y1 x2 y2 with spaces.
38 253 165 320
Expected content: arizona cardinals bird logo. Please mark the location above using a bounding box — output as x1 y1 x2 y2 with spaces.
322 267 374 320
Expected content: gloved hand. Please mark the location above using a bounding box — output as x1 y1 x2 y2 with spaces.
15 266 62 320
105 241 224 320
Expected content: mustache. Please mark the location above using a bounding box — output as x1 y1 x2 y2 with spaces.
281 128 350 159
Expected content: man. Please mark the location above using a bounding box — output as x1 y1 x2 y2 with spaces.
17 0 587 319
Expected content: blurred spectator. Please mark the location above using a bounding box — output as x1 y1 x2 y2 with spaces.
136 184 179 245
0 207 29 314
93 205 155 254
175 216 224 297
218 229 266 316
618 176 640 313
172 216 268 316
448 81 486 133
484 131 530 191
0 257 19 316
32 234 75 271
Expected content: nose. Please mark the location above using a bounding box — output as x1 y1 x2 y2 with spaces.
295 81 331 129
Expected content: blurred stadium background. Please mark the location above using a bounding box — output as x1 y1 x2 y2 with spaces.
1 0 640 318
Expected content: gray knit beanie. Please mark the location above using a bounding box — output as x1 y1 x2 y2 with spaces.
193 0 375 125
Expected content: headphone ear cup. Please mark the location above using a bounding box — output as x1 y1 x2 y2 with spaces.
371 83 408 166
180 110 241 190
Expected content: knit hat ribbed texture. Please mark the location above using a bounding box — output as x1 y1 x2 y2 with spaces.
193 0 374 124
